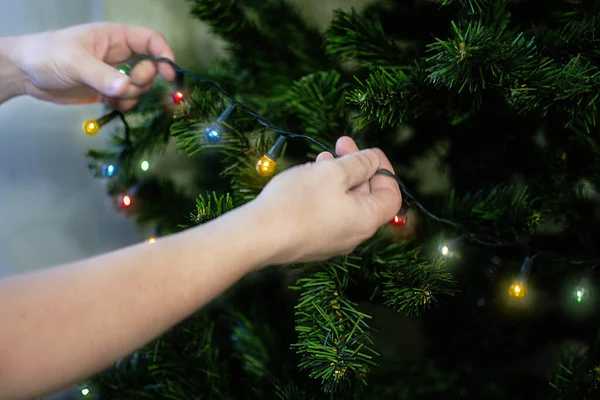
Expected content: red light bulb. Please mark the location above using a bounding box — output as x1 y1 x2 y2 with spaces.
121 194 132 208
171 91 184 104
390 214 407 226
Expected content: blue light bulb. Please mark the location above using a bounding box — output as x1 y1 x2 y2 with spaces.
102 163 117 177
205 125 222 143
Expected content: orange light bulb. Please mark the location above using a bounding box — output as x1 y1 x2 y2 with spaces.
256 155 276 177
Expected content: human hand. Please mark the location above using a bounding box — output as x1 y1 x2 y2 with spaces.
253 136 402 265
6 22 175 110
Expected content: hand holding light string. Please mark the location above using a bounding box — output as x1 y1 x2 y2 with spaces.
84 56 600 266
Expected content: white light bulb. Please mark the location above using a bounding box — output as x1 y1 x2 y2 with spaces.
82 388 90 396
441 245 449 256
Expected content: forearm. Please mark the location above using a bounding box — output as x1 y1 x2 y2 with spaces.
0 203 273 399
0 36 25 103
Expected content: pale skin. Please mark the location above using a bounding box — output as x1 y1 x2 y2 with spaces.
0 23 402 399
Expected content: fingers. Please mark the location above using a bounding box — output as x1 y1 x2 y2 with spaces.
368 148 402 224
335 149 381 190
335 136 370 194
316 152 334 162
76 51 132 98
122 25 176 81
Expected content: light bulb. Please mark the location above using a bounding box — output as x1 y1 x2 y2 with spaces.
84 110 118 136
102 163 117 177
441 245 449 256
117 64 130 75
509 281 527 300
121 194 132 208
573 286 586 303
84 120 99 135
140 160 150 171
171 91 184 104
256 155 276 176
205 126 222 143
81 388 90 396
390 214 407 226
148 236 156 244
256 135 286 177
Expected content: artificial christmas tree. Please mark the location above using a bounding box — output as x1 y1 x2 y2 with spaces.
80 0 600 398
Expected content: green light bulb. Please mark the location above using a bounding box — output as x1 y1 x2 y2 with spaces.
140 160 150 171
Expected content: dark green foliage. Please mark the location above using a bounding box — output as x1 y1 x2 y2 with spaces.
291 258 377 393
326 8 406 68
380 248 457 316
444 185 544 236
83 0 600 398
347 67 424 129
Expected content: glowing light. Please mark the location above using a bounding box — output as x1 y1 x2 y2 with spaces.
148 237 156 244
171 91 184 104
84 120 99 136
205 127 221 143
121 194 132 208
509 281 527 300
82 388 90 396
140 160 150 171
441 245 449 256
390 214 407 226
102 163 117 177
574 287 586 303
256 155 276 176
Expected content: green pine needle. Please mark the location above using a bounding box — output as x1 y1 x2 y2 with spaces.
292 260 377 393
285 71 348 150
380 248 457 316
325 8 406 68
190 192 235 225
347 67 423 130
445 185 544 236
426 20 537 93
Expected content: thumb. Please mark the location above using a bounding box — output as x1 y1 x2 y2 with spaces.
335 149 380 189
76 52 130 97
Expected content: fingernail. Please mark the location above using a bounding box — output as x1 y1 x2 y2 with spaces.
111 75 128 93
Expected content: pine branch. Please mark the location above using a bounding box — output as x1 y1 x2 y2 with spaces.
291 258 377 393
426 20 537 93
89 313 232 399
379 247 457 316
189 192 236 225
285 71 349 151
325 8 406 68
347 67 424 130
549 342 600 400
444 185 544 237
440 0 491 14
186 0 260 45
241 0 334 73
541 14 600 63
508 55 600 130
230 312 274 382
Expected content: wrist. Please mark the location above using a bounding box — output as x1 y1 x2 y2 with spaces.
199 201 283 272
0 36 27 103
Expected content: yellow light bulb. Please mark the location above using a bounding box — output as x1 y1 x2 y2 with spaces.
509 281 527 300
256 155 276 177
84 120 99 136
148 237 156 244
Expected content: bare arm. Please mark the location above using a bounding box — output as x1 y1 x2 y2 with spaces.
0 37 25 103
0 203 274 399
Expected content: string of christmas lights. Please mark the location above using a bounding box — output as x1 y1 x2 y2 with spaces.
84 56 597 302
